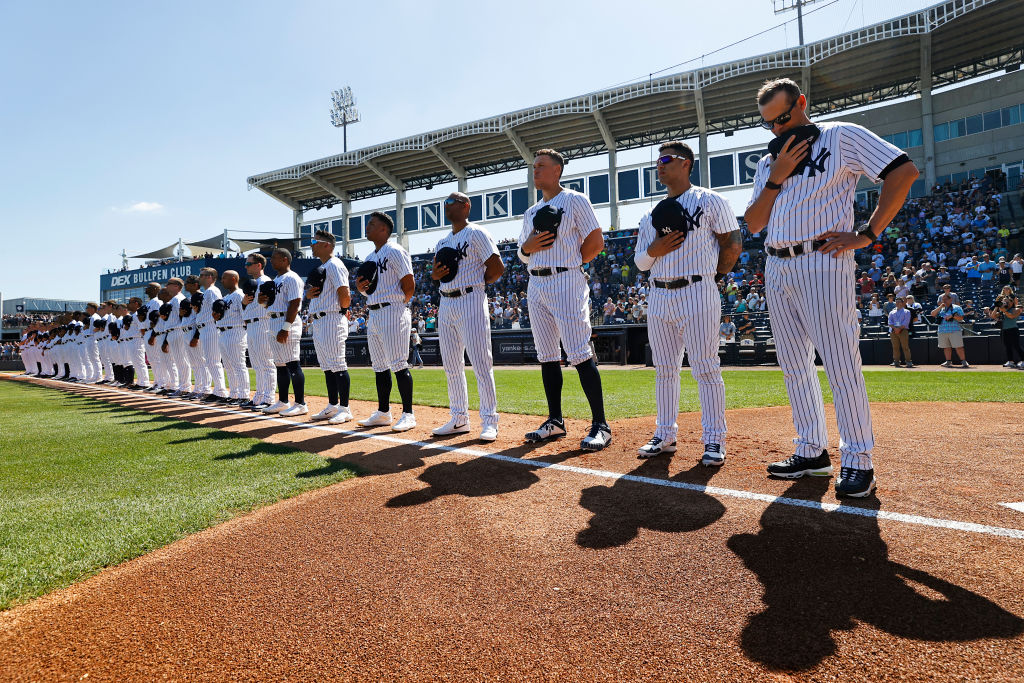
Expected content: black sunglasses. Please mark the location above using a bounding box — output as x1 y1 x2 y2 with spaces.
444 197 468 205
759 98 798 130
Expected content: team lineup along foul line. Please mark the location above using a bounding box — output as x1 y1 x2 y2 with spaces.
17 376 1024 541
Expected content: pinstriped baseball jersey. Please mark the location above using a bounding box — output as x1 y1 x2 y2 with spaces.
308 256 350 314
268 271 304 314
242 274 272 320
517 188 601 268
635 186 739 277
218 290 245 327
365 241 413 307
197 286 222 325
166 292 186 329
434 223 499 290
747 122 905 247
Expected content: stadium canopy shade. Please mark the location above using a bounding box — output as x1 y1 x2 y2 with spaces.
131 235 265 259
248 0 1022 211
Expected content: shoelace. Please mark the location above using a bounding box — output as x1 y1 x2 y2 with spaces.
646 437 663 447
839 467 866 482
705 443 721 453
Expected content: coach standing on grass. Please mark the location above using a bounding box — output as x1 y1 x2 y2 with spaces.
517 149 611 452
743 78 918 498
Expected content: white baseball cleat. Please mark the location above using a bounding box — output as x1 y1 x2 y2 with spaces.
479 424 498 442
358 410 393 427
279 403 308 417
327 407 354 425
392 413 417 432
701 443 726 467
311 404 341 421
262 400 290 414
432 417 470 436
637 436 676 458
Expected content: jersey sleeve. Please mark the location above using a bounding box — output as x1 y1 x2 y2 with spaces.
324 261 342 295
475 228 499 262
572 193 601 240
839 123 905 183
745 155 772 209
633 214 657 272
516 209 534 264
396 247 414 279
709 193 740 235
283 275 302 302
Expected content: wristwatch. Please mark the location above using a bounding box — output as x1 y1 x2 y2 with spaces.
857 224 878 243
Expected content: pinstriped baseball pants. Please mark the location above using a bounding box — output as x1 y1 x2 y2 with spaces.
648 278 726 445
311 313 349 373
527 269 593 365
218 328 249 398
765 250 874 470
438 289 498 424
246 319 276 403
368 306 411 373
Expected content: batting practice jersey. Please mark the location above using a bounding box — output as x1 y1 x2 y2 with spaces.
308 256 350 315
517 188 601 269
197 286 222 325
747 122 905 247
365 241 413 307
634 186 739 278
434 223 499 290
268 270 304 315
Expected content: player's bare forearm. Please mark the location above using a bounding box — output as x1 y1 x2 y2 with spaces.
337 286 350 310
868 162 919 233
483 254 504 284
580 230 604 263
714 230 743 275
400 274 415 303
284 299 300 324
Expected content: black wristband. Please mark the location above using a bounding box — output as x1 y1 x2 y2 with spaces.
764 179 782 191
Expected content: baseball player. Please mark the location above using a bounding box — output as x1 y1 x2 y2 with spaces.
744 78 919 498
241 253 275 410
126 297 151 389
95 301 116 383
263 248 307 416
163 277 193 397
516 148 610 451
81 302 103 383
141 284 167 393
196 268 229 402
181 293 205 399
430 192 504 441
634 141 743 463
151 293 176 395
356 212 417 432
305 230 353 424
217 270 250 405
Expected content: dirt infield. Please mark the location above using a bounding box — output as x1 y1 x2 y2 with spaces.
2 376 1023 680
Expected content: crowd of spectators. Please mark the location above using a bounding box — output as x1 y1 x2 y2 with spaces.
0 342 21 360
3 313 57 328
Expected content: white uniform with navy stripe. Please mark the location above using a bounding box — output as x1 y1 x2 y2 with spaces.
100 313 116 380
747 121 905 470
309 256 350 373
635 186 738 446
365 241 414 373
82 313 102 381
127 311 150 386
217 289 249 399
144 298 166 388
516 188 601 365
268 271 304 365
181 310 205 390
435 223 500 425
165 292 192 392
196 287 227 397
243 274 275 404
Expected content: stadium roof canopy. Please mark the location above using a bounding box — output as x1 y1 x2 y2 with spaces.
248 0 1022 211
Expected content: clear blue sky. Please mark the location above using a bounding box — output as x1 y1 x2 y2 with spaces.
0 0 934 301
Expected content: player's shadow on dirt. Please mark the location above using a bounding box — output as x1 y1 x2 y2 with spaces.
383 444 585 507
575 458 726 549
728 477 1024 672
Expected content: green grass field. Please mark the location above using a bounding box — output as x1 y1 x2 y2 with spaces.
250 367 1024 420
0 380 357 611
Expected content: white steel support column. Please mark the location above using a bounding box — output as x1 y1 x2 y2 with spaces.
920 33 937 189
505 128 535 206
593 110 619 229
292 209 303 249
341 196 352 257
363 159 408 250
694 87 710 188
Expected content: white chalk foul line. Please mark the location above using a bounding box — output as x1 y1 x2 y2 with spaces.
22 376 1024 541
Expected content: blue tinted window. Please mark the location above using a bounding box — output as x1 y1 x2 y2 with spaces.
642 166 667 197
403 206 418 231
983 110 1001 131
907 129 922 147
709 155 735 188
909 179 926 198
933 122 949 142
617 169 640 200
588 173 609 205
1002 106 1020 126
511 188 529 216
965 114 983 135
468 195 483 222
892 131 908 149
348 216 361 240
950 119 967 137
689 163 700 186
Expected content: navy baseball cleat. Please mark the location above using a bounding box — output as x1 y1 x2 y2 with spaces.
525 418 566 443
835 467 877 498
767 449 833 478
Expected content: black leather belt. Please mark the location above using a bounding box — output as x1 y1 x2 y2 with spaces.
196 323 207 329
529 266 580 277
766 240 827 258
269 312 284 318
368 302 391 310
310 310 347 320
653 275 704 290
217 325 238 331
244 318 260 324
440 286 476 298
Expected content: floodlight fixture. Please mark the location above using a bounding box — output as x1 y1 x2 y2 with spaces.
330 86 361 152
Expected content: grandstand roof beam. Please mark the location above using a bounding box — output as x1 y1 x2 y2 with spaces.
429 145 467 193
362 159 405 193
505 128 536 206
694 87 710 189
255 184 300 211
305 172 350 202
593 110 619 230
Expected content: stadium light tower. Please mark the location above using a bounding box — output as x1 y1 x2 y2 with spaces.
330 87 361 153
772 0 826 45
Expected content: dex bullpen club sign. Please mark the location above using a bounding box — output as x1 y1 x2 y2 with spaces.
102 262 204 290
